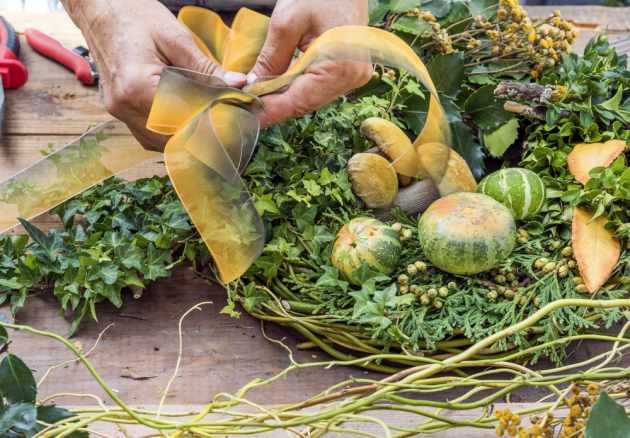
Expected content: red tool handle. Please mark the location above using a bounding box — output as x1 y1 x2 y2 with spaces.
24 27 94 85
0 16 28 88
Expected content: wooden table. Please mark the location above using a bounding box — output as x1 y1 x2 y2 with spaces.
1 7 630 437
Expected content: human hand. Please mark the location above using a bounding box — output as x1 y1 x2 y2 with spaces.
247 0 372 129
62 0 248 151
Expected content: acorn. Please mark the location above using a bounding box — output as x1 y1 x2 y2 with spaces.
510 280 519 288
542 262 556 273
562 246 574 257
402 229 413 240
407 264 418 276
495 275 507 284
487 291 498 300
414 261 427 271
398 274 409 285
534 258 548 269
438 287 448 298
518 229 530 239
433 299 443 309
498 269 507 276
399 284 409 294
543 251 551 258
420 294 430 305
409 284 419 294
506 273 516 282
576 284 589 293
497 286 506 296
391 223 402 233
550 240 562 250
427 288 438 298
534 296 542 307
518 296 527 307
567 260 576 269
505 289 516 300
420 274 430 282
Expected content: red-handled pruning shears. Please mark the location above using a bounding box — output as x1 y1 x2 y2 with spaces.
0 15 28 141
25 27 98 85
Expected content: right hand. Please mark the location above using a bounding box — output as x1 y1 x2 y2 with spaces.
62 0 248 151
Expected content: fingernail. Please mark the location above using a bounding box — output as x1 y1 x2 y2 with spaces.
224 71 247 86
247 72 258 85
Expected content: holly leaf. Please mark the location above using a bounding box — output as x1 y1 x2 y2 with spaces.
315 266 349 293
567 140 627 185
353 262 391 285
0 403 37 434
451 121 485 180
585 392 630 438
241 283 269 312
0 354 37 404
463 85 512 130
483 118 519 157
572 207 620 293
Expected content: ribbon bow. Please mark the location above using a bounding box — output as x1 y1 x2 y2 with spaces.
0 7 452 284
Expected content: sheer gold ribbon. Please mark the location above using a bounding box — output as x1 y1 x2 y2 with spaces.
0 7 451 284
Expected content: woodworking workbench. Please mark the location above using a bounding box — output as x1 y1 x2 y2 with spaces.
1 7 629 437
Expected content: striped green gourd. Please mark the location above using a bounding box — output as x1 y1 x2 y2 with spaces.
331 218 401 285
476 168 546 220
418 192 516 275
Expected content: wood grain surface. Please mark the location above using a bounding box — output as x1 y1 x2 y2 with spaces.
1 7 629 437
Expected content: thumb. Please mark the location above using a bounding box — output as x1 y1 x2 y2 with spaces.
247 22 301 85
157 30 248 88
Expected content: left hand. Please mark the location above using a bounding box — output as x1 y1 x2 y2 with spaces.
248 0 372 129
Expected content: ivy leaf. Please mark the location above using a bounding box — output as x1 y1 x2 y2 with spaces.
114 244 144 270
585 392 630 438
315 265 349 293
302 225 334 253
254 251 284 277
353 262 391 285
349 281 375 319
139 244 171 281
427 52 464 97
572 207 620 293
254 192 281 216
483 118 519 157
292 203 318 232
0 354 37 404
241 283 269 312
17 218 65 263
463 85 512 130
567 140 627 185
373 284 397 307
0 403 37 434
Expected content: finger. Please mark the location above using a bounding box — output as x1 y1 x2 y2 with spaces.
247 17 302 85
257 61 372 129
154 28 247 88
127 116 170 152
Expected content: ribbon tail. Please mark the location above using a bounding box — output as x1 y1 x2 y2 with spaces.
0 119 159 232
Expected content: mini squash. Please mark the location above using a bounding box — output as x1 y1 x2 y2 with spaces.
332 218 401 285
418 192 516 275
